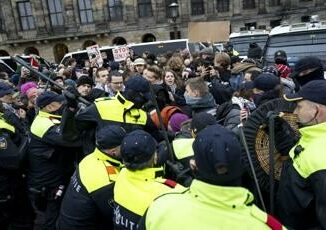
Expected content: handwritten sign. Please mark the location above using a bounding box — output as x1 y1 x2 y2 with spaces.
113 46 130 62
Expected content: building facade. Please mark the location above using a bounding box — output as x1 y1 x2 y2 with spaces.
0 0 325 63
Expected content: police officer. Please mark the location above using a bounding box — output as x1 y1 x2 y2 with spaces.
70 76 160 154
57 125 126 229
139 125 285 230
279 80 326 229
0 102 34 229
27 91 82 230
113 130 181 230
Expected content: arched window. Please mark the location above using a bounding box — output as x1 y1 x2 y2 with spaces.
82 40 97 49
24 47 39 56
0 50 10 57
112 37 127 45
53 43 69 63
142 33 156 43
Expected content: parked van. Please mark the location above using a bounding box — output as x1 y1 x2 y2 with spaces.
263 15 326 67
59 39 189 67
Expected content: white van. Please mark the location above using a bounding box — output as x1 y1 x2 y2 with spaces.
59 39 189 67
263 15 326 67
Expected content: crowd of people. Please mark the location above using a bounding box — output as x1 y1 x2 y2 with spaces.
0 43 325 230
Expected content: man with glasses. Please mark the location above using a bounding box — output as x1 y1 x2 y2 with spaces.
106 71 125 97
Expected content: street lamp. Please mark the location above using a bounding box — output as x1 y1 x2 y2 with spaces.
169 2 179 39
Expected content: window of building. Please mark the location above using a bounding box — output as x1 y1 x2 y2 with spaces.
166 0 178 17
216 0 230 12
78 0 93 24
245 22 257 30
138 0 153 18
17 1 35 30
243 0 256 9
47 0 63 26
191 0 204 15
108 0 123 21
269 0 281 6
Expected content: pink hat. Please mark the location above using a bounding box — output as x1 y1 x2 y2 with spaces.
169 113 190 133
26 88 38 100
21 82 37 95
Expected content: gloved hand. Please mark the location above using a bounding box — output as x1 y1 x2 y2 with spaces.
264 113 300 156
64 87 79 109
155 141 171 167
159 130 175 143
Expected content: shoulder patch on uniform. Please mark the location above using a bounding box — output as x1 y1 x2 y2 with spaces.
163 179 177 188
267 214 283 230
0 137 7 149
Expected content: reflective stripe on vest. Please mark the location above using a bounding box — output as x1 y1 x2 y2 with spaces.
173 138 194 160
30 111 61 138
79 148 121 193
0 118 15 133
95 93 147 125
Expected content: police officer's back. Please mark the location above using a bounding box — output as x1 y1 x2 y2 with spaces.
139 125 285 230
0 101 34 229
58 125 126 230
72 76 159 154
27 91 82 230
113 130 181 230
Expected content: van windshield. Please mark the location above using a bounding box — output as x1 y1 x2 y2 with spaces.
264 30 326 67
230 34 268 57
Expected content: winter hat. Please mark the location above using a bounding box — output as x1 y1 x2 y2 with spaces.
253 73 280 91
190 112 217 135
193 124 243 185
121 130 157 165
169 113 190 132
76 76 94 87
21 82 38 95
96 125 126 150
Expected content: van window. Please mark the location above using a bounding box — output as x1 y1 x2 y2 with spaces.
130 40 188 57
0 63 15 76
264 30 326 67
230 34 268 57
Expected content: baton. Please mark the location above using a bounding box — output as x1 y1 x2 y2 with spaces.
238 122 266 212
148 85 175 161
268 112 279 215
11 56 91 106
